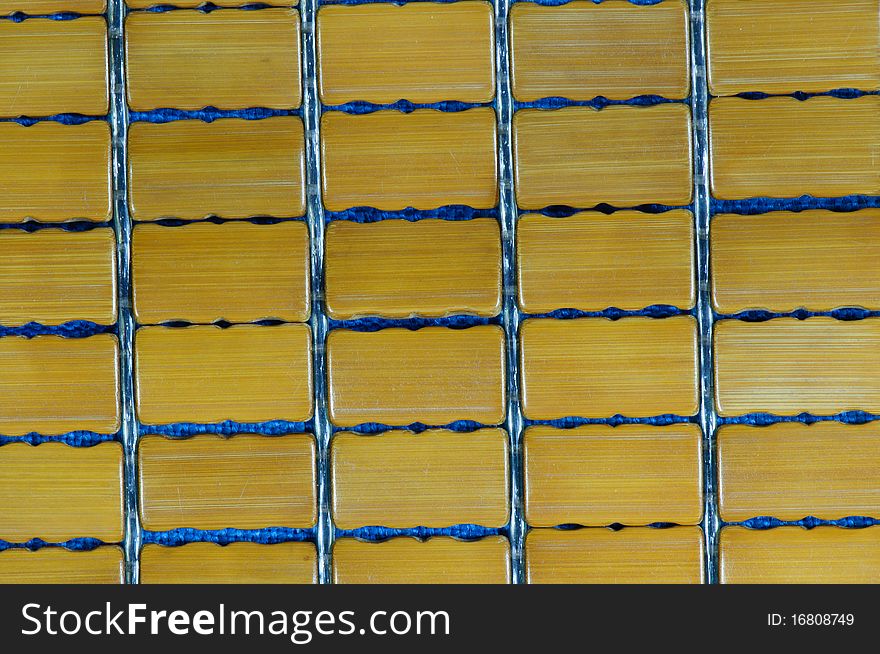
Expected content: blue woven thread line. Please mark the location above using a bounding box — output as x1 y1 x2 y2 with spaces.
712 195 880 215
142 527 314 546
521 203 692 217
514 95 684 111
0 220 111 232
0 321 115 339
730 516 880 530
325 206 497 223
0 114 106 127
129 107 301 123
138 215 306 227
719 412 880 427
524 414 697 429
324 100 490 115
717 308 880 322
730 89 879 101
0 538 108 552
2 12 92 22
0 431 117 447
337 525 504 542
140 420 313 437
139 3 283 13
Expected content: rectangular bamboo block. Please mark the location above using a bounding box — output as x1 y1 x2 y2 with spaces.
0 228 116 325
321 108 498 212
132 221 310 324
0 335 119 436
520 317 699 420
139 434 317 531
327 326 506 427
0 1 105 11
0 121 110 223
126 9 301 111
524 424 703 527
0 547 123 584
513 105 692 209
526 527 704 584
720 526 880 584
128 117 305 221
127 0 292 6
718 423 880 522
0 16 108 117
510 0 690 101
332 429 509 529
317 3 495 105
712 210 880 313
706 0 880 95
324 218 502 319
140 542 317 584
333 537 511 584
517 210 695 313
709 96 880 200
714 318 880 416
135 324 313 425
0 442 123 542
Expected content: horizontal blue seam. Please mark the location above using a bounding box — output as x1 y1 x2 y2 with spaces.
729 89 880 101
0 431 117 447
0 114 106 126
2 12 94 22
326 206 497 223
0 220 112 232
520 203 692 216
138 215 306 227
711 195 880 215
0 538 109 552
0 321 115 339
323 100 490 115
719 412 880 427
337 525 504 542
551 522 679 530
129 106 301 123
336 420 491 434
329 315 498 332
140 420 313 437
524 415 697 428
514 95 684 111
727 516 880 530
142 527 314 546
523 306 690 320
139 3 283 13
717 308 880 322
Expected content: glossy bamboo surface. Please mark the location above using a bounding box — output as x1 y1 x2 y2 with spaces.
520 317 699 420
332 429 508 530
127 0 291 6
324 218 502 319
132 221 310 324
0 442 123 542
513 105 692 208
517 210 695 313
317 3 494 105
139 434 317 530
0 547 123 584
0 1 105 10
526 527 704 584
0 228 116 325
135 324 313 425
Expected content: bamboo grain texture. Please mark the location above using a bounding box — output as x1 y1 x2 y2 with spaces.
0 547 123 585
126 0 292 6
0 1 105 11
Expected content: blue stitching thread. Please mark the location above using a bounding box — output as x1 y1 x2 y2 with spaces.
129 106 300 123
337 525 503 542
140 420 313 437
717 308 880 322
2 12 89 22
712 195 880 215
0 431 117 447
523 306 689 320
329 315 498 332
0 321 115 339
732 516 880 530
323 100 490 114
524 415 696 429
731 89 879 101
0 114 105 126
0 220 111 232
522 203 691 216
142 527 314 546
140 215 306 226
0 538 107 552
719 412 879 427
338 420 489 435
514 95 684 111
141 3 279 13
325 206 497 223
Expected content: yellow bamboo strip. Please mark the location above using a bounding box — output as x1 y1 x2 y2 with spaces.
0 547 123 584
0 1 105 10
127 0 293 6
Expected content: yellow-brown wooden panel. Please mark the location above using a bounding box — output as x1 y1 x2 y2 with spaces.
332 429 508 529
526 527 704 584
127 0 292 6
333 536 510 584
133 221 310 324
712 210 880 313
719 423 880 522
714 318 880 416
324 218 502 319
0 121 110 223
0 335 119 436
0 1 105 10
520 317 699 420
517 210 695 313
327 326 506 427
318 3 494 105
510 0 690 101
0 17 107 117
321 108 497 212
0 229 116 325
0 547 123 584
135 324 313 425
128 117 305 221
524 424 702 527
706 0 880 95
126 9 301 111
140 542 317 584
710 96 880 200
0 442 123 542
720 526 880 584
513 105 692 209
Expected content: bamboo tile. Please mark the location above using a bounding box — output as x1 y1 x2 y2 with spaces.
0 335 119 436
709 96 880 200
132 221 310 324
0 442 123 542
327 326 506 427
718 423 880 522
126 9 301 111
526 527 704 584
513 105 692 209
0 547 123 585
714 318 880 416
0 121 110 223
517 210 695 313
510 0 690 101
520 317 699 420
0 1 105 11
127 0 292 6
324 218 502 319
524 424 703 527
706 0 880 95
0 228 116 325
317 3 494 105
712 210 880 313
135 324 313 425
321 108 498 212
128 117 305 221
333 537 511 584
332 429 508 529
140 542 317 584
720 526 880 584
0 17 107 117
